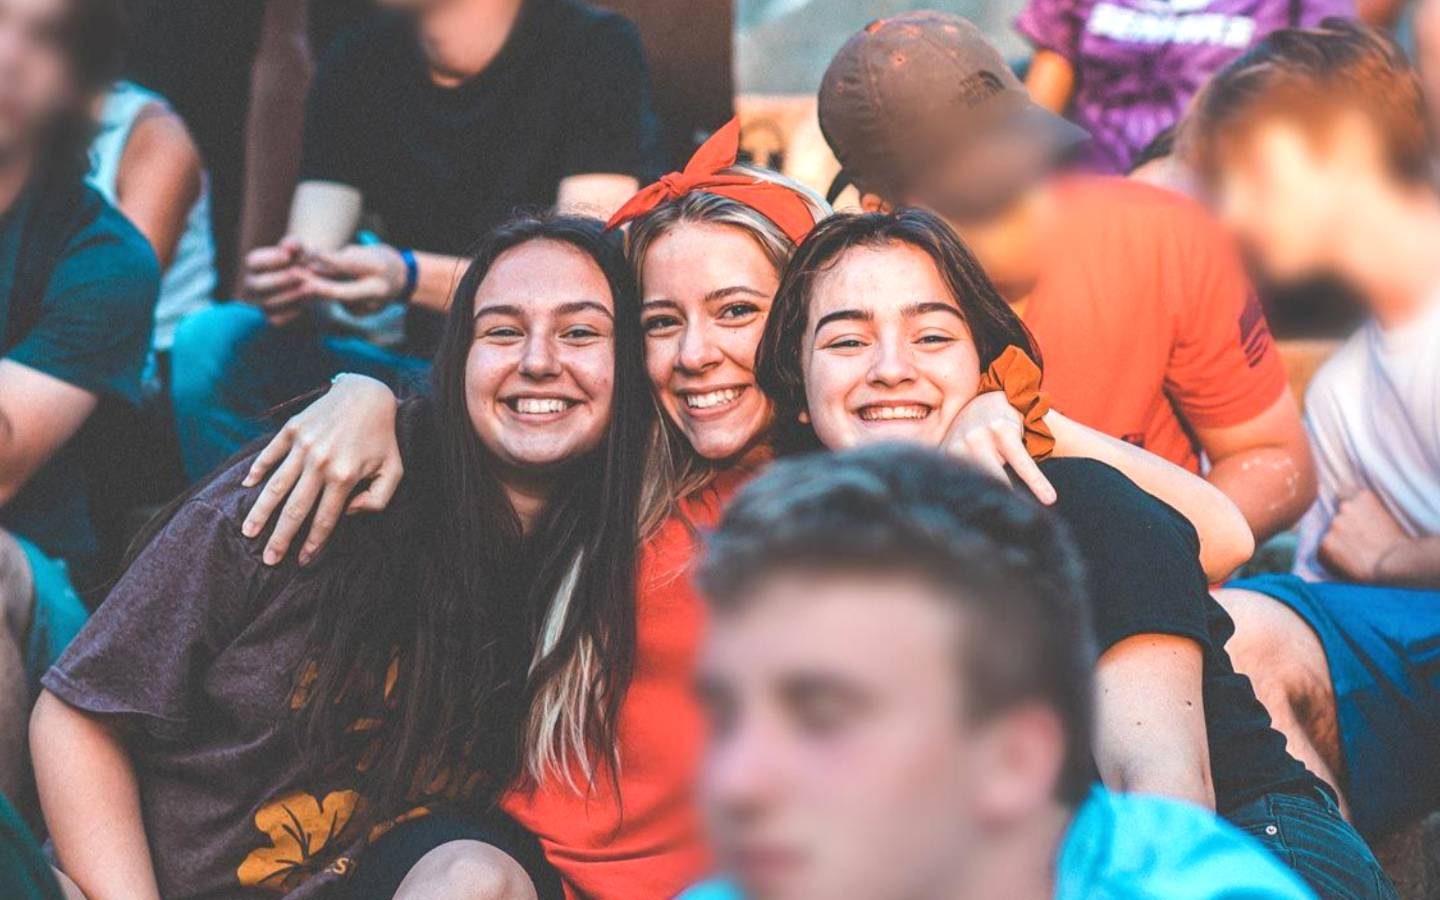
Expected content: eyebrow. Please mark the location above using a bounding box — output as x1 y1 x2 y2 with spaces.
812 300 963 335
813 308 872 334
475 300 613 320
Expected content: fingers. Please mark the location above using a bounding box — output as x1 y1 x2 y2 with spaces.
346 461 402 515
959 430 1010 484
242 447 305 540
298 484 351 566
263 466 325 566
243 428 296 489
244 266 305 298
302 273 391 306
244 242 300 273
995 426 1056 504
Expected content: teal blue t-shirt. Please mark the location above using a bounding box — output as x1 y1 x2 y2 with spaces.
679 787 1315 900
0 180 158 572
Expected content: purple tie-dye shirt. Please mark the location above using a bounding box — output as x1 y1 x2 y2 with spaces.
1017 0 1354 172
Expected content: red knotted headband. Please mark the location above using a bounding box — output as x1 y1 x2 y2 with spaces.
605 117 818 244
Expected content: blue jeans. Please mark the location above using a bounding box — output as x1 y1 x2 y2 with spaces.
170 303 430 481
1228 787 1397 899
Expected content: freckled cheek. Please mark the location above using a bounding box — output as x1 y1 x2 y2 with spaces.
724 322 767 375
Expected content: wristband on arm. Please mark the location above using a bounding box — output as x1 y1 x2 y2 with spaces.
397 247 419 303
977 345 1055 460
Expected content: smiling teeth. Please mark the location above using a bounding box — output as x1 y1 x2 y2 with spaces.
515 398 572 414
685 388 742 410
859 405 930 421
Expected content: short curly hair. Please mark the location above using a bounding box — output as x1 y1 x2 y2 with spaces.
699 443 1096 805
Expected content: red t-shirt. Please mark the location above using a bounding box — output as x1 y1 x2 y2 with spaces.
501 471 747 900
1023 177 1287 473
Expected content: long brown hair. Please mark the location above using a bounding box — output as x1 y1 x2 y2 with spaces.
121 216 651 822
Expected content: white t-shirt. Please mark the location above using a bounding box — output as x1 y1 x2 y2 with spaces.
1293 296 1440 581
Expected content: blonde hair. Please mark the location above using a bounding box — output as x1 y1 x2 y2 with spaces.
625 164 830 539
522 166 828 792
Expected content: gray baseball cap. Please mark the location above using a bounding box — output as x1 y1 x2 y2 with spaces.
819 11 1088 218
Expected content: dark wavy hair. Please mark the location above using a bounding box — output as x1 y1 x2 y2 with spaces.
124 215 650 823
755 209 1041 455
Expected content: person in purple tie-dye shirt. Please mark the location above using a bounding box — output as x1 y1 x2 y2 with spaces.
1020 0 1354 172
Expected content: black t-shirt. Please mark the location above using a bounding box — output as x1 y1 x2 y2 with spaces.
1036 458 1321 813
299 0 659 257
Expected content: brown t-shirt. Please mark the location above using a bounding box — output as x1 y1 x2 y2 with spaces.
44 456 457 899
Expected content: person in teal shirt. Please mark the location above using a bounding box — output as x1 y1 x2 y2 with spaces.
0 0 159 827
682 446 1314 900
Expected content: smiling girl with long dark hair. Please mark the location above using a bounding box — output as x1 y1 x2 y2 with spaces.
29 215 649 900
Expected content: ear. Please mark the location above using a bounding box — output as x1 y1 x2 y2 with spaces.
798 409 811 424
859 193 893 214
969 704 1068 827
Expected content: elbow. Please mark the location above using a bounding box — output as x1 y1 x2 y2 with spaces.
1107 752 1216 810
1201 523 1255 583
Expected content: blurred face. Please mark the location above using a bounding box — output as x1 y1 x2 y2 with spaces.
801 242 981 451
877 182 1055 301
640 221 779 461
698 572 983 900
1211 117 1356 283
466 239 615 475
0 0 76 160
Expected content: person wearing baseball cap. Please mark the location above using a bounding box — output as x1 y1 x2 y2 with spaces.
818 11 1316 551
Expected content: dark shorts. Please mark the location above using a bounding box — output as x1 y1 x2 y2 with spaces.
337 808 562 900
1230 574 1440 837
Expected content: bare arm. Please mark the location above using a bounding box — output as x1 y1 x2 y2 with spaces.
114 108 203 270
0 360 97 507
31 692 161 900
1093 633 1215 808
1194 391 1317 545
1024 49 1076 113
1049 410 1256 581
238 0 314 271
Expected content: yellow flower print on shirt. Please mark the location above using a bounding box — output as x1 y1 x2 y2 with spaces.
236 789 360 891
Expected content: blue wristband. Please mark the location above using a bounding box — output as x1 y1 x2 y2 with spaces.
397 247 419 303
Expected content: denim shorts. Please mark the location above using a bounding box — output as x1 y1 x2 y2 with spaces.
1230 573 1440 836
1227 786 1397 900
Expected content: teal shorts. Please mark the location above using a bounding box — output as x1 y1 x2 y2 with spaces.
14 537 88 701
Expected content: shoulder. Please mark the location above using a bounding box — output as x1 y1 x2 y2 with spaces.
1065 788 1313 898
1055 175 1223 246
54 191 160 304
1039 457 1201 552
1303 332 1369 426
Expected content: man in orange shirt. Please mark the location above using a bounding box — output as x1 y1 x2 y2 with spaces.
818 11 1315 544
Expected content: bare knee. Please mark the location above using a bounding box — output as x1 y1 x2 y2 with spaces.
393 840 537 900
1214 588 1321 684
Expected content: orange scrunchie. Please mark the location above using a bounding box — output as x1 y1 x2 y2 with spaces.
977 346 1055 460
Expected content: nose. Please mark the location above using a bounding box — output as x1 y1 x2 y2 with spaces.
706 722 778 818
519 333 561 379
867 333 917 387
676 321 723 375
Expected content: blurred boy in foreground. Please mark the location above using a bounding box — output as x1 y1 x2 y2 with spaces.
682 446 1314 900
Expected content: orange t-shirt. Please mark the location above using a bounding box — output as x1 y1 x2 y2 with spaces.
1022 176 1287 473
501 471 747 900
